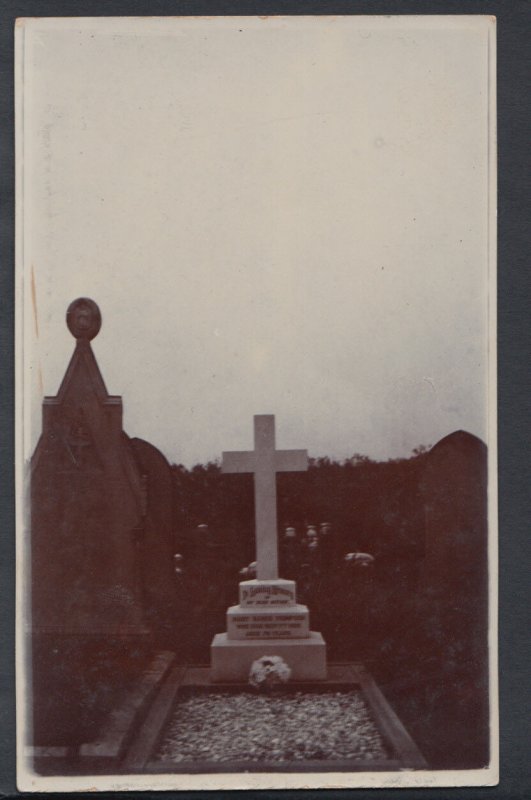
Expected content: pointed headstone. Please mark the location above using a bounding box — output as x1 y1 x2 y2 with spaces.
31 299 149 637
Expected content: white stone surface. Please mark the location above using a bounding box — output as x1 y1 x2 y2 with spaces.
227 603 310 640
239 578 296 607
210 632 327 682
214 419 327 681
222 415 307 580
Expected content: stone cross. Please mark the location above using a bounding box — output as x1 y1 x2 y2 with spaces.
222 415 308 580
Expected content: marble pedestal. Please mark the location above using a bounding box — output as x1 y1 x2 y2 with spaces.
210 578 327 682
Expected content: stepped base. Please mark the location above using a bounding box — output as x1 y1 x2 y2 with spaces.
210 631 327 682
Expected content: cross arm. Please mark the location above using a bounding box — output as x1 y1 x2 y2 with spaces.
221 450 256 474
275 449 308 473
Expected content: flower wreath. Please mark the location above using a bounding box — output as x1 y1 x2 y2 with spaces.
249 655 292 690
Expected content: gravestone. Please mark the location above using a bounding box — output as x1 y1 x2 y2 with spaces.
31 299 149 640
211 415 326 681
418 429 489 767
30 298 176 744
421 430 488 591
129 436 178 643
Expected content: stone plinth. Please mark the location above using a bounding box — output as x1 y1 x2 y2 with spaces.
211 577 327 682
211 632 327 682
226 603 310 640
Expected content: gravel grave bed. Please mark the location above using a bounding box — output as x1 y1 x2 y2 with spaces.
155 689 389 763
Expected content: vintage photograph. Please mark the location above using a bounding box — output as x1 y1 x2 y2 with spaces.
15 15 497 791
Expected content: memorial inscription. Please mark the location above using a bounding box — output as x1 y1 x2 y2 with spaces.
227 605 310 640
239 579 296 607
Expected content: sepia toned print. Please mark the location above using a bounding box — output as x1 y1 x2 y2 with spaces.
16 15 497 791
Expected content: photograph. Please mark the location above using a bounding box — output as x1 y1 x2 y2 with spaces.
15 14 497 791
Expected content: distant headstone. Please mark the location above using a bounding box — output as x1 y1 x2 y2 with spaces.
279 526 300 580
211 415 326 681
419 429 489 767
129 436 178 640
421 430 488 590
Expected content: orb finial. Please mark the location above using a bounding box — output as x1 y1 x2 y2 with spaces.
66 298 101 341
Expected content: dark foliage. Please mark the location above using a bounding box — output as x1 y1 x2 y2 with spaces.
168 447 489 770
170 450 427 561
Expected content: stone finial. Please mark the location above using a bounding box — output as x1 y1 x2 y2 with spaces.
66 298 101 341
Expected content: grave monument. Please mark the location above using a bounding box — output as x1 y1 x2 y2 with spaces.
30 298 177 744
31 298 149 641
211 415 327 681
421 429 488 591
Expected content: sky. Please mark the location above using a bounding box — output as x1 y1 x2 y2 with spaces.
19 16 495 467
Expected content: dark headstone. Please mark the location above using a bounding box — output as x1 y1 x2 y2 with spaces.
418 429 489 767
129 437 178 643
421 429 488 591
31 299 148 640
30 299 176 746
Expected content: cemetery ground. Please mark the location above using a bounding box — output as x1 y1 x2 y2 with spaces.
28 301 490 779
31 659 426 776
29 442 489 777
30 556 485 776
29 446 489 775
